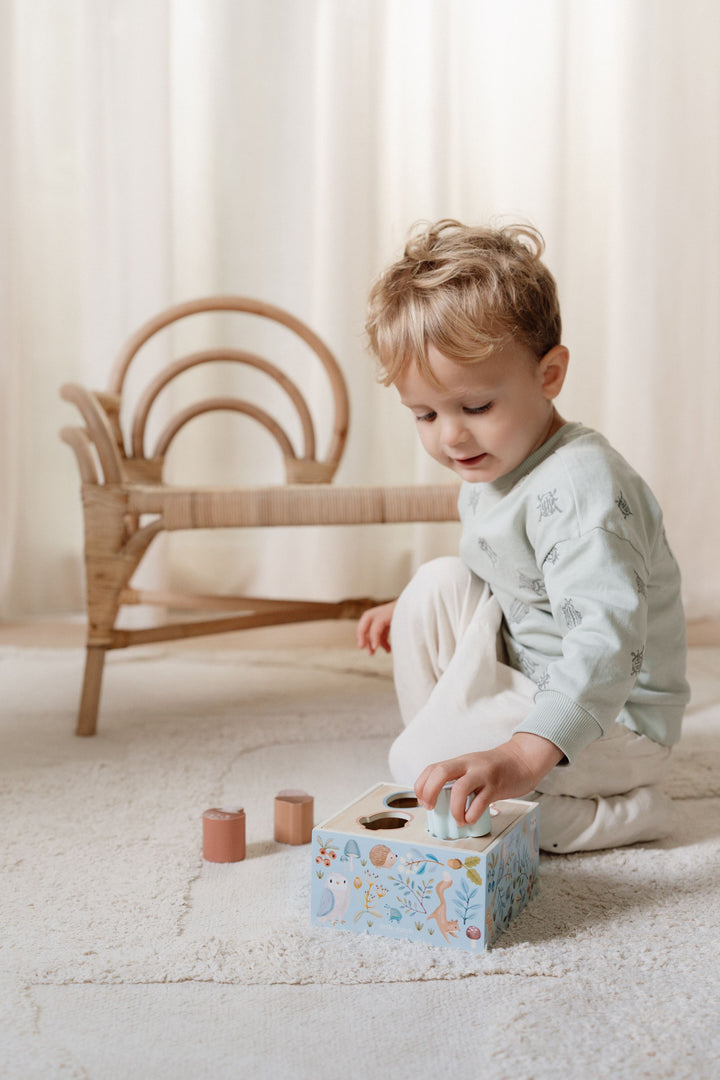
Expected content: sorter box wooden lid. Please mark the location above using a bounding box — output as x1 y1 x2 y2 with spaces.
315 782 537 855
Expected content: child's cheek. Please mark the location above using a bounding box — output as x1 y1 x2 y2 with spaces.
417 426 436 456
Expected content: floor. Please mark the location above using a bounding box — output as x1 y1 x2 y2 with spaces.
3 613 719 1080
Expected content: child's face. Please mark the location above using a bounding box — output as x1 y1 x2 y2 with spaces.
394 341 568 484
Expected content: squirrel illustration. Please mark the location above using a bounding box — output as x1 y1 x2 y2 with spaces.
428 873 458 941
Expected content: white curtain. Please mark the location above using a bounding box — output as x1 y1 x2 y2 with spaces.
1 0 719 621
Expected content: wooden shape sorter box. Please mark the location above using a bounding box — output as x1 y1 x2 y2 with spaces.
311 783 539 952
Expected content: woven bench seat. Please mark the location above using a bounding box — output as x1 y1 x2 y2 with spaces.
127 483 459 530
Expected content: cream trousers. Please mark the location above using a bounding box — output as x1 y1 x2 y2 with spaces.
389 557 675 854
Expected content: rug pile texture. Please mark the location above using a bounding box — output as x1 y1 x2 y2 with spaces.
1 642 719 1078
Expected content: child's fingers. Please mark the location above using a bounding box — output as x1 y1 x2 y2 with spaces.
415 760 489 824
356 604 395 653
368 621 384 653
415 759 463 812
463 788 490 824
414 764 433 805
355 611 370 647
356 610 378 651
449 776 482 824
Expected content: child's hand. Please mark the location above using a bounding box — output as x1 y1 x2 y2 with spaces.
356 600 397 655
414 733 564 825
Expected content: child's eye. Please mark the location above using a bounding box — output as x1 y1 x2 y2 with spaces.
464 403 492 415
415 411 436 423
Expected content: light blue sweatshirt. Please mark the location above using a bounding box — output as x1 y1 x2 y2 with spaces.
458 422 690 763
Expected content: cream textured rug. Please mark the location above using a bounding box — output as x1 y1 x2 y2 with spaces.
2 641 720 1078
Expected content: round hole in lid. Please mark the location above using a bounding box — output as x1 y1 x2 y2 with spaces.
384 792 420 809
358 811 412 831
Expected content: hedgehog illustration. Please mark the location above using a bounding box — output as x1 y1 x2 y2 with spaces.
369 844 397 868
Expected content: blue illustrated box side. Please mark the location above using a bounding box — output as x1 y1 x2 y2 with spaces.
311 827 490 951
484 804 539 945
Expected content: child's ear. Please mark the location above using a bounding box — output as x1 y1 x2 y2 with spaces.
539 345 569 400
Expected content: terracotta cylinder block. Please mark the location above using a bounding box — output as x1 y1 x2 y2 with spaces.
274 789 314 845
202 806 246 862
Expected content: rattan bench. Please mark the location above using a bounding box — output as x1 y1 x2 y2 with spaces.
60 297 459 735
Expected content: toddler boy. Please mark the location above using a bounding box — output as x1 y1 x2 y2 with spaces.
357 220 689 853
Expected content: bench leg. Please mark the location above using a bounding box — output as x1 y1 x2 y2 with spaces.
76 645 107 737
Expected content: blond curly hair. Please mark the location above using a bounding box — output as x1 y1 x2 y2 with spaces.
366 219 562 385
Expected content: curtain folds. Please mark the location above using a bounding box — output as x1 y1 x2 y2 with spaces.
1 0 718 620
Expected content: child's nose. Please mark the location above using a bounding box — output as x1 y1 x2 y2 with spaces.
440 415 470 449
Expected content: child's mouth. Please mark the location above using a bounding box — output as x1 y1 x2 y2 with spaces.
456 454 487 467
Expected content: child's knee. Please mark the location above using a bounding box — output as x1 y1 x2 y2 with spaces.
392 556 497 675
398 557 477 610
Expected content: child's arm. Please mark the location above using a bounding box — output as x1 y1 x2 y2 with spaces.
356 600 397 654
415 732 564 825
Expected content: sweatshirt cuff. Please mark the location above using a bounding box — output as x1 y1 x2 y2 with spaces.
513 690 603 763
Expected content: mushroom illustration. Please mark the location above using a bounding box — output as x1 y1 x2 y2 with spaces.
341 839 361 871
466 926 482 949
